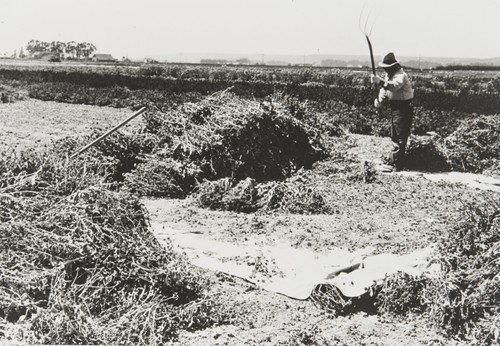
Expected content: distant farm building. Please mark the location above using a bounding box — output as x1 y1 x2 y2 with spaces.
41 54 60 62
144 58 159 64
92 54 117 62
34 52 57 61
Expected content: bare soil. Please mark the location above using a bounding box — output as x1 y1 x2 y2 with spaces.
146 134 495 345
0 99 141 152
2 100 496 345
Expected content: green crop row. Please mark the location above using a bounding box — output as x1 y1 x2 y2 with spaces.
1 64 499 139
11 82 488 138
1 66 500 113
3 63 500 93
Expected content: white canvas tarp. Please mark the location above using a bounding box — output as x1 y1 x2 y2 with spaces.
151 222 438 300
399 171 500 193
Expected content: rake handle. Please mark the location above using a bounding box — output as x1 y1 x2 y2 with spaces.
70 106 147 159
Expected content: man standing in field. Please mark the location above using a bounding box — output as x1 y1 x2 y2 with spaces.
371 52 414 171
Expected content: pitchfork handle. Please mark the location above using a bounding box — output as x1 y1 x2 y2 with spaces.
70 106 147 159
365 35 377 76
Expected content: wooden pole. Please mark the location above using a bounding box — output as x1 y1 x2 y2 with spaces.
70 106 147 159
365 35 377 76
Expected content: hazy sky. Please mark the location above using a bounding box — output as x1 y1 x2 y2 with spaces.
1 0 499 59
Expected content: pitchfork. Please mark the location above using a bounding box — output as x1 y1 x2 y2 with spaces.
359 6 396 154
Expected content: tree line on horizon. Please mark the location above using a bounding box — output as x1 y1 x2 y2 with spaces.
24 40 97 60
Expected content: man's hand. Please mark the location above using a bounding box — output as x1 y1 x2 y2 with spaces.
374 88 388 108
370 74 383 84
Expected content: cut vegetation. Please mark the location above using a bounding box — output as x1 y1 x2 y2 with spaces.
0 63 499 345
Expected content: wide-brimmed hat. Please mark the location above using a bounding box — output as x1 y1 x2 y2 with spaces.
378 52 399 67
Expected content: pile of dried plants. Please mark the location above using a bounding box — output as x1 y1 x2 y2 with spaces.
0 143 233 344
423 200 499 344
312 199 499 345
404 135 450 172
193 172 331 215
124 155 202 198
127 91 328 198
374 271 428 315
443 115 500 175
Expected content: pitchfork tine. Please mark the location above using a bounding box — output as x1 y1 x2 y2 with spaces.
368 12 380 37
359 4 378 38
364 7 377 36
364 8 372 35
358 4 366 34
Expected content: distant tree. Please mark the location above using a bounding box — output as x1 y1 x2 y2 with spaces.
26 40 95 59
18 48 26 58
81 42 96 58
25 40 37 55
65 41 77 59
49 41 66 58
26 40 50 56
58 41 67 58
75 42 96 59
49 41 57 54
75 42 86 59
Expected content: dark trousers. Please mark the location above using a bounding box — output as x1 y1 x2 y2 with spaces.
389 99 413 168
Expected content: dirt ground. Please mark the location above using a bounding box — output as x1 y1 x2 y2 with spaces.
145 133 495 345
166 279 463 345
145 154 488 255
0 99 141 152
2 100 496 345
147 158 491 345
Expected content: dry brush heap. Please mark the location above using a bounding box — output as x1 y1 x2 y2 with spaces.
0 139 235 344
124 91 344 214
1 86 499 344
310 200 499 345
0 91 341 343
403 114 500 175
375 200 500 345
